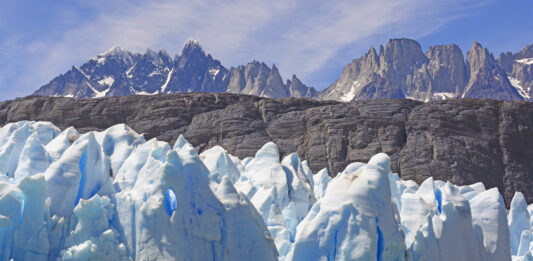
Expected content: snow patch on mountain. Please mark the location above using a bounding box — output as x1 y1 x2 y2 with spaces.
97 76 115 87
339 80 362 102
432 92 456 100
73 66 91 80
516 58 533 65
135 90 158 95
508 76 530 100
209 68 220 80
160 68 173 93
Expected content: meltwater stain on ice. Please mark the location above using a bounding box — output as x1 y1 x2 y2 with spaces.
435 188 442 213
75 150 88 206
164 188 177 216
376 218 383 261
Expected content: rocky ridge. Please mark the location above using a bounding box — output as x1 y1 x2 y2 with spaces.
1 93 532 205
34 38 533 103
34 39 316 99
321 39 531 102
499 43 533 100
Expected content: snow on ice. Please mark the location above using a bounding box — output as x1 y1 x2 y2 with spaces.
0 121 531 260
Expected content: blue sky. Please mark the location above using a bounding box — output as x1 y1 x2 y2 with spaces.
1 0 532 100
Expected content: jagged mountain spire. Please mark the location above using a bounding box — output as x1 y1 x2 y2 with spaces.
463 41 522 101
34 38 533 102
183 38 201 49
319 38 530 102
34 39 313 99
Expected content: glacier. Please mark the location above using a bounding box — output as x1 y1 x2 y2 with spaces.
0 121 531 260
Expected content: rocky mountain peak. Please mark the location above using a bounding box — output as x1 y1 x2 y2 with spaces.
467 41 496 72
290 74 301 84
180 38 206 60
182 38 202 50
174 40 213 70
243 60 266 72
144 48 158 58
464 41 522 101
320 39 428 102
34 38 307 99
382 38 427 66
269 64 283 80
141 48 172 65
368 46 378 56
101 46 129 56
424 44 466 97
426 44 462 60
34 37 533 102
287 74 316 98
320 38 529 102
87 46 137 68
466 41 498 83
516 43 533 60
497 42 533 100
498 52 515 73
380 38 427 85
362 47 380 72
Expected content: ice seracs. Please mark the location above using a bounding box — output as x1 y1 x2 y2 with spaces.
0 121 277 260
59 195 127 260
200 145 241 184
508 192 532 257
0 175 49 260
312 168 330 200
228 143 317 258
287 153 406 260
469 188 511 260
0 121 531 260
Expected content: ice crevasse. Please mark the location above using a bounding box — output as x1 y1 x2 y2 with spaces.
0 121 531 260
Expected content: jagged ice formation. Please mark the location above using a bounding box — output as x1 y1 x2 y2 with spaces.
0 121 532 260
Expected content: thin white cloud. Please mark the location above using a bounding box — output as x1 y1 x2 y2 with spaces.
1 0 491 98
269 0 491 82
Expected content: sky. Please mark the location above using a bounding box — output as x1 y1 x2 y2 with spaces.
1 0 532 100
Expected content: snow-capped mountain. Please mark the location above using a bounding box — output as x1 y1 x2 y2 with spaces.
1 121 532 260
34 39 317 99
34 38 533 102
499 43 533 100
320 39 529 102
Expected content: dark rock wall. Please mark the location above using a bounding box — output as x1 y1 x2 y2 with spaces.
1 93 532 205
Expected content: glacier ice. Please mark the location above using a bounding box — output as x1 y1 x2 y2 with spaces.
286 153 406 260
509 193 531 255
0 121 531 260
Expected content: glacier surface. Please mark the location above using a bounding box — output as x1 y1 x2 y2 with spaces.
0 121 531 260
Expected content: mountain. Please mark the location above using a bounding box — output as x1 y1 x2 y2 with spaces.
34 38 533 102
1 120 532 260
34 39 317 99
2 93 533 207
226 61 291 98
499 43 533 100
320 38 530 102
463 41 522 100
